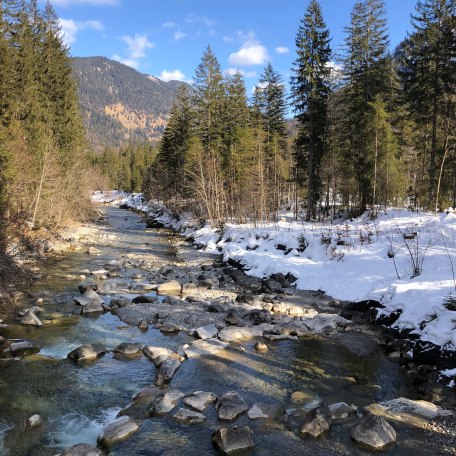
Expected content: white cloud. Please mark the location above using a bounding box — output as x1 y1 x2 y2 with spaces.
159 69 189 83
59 18 104 46
52 0 119 6
113 34 154 69
185 13 215 27
174 30 186 41
121 34 154 59
275 46 289 54
162 21 176 28
229 41 269 66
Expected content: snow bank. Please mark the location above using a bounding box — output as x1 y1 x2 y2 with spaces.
93 191 456 353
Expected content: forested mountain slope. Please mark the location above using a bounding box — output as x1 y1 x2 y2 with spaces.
71 56 187 150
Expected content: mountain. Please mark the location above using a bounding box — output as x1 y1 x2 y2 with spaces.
71 56 187 151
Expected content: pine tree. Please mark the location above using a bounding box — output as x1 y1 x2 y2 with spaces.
343 0 391 212
290 0 331 220
400 0 456 210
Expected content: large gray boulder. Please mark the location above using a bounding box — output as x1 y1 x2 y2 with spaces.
143 345 173 363
67 343 106 362
195 324 218 340
351 414 396 451
216 392 248 421
81 301 104 314
173 408 206 424
155 358 181 386
184 391 217 412
212 426 255 454
74 289 103 307
118 385 162 419
9 340 40 357
20 310 43 327
300 405 332 437
184 338 228 359
157 280 182 294
113 342 142 356
151 389 184 415
97 416 139 448
58 444 102 455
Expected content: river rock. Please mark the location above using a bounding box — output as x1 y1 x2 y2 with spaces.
351 414 396 451
118 385 162 419
159 322 180 333
195 324 218 340
212 426 255 454
329 402 356 420
143 345 173 362
154 352 181 367
74 289 103 307
131 282 157 292
138 319 148 330
254 342 268 352
97 415 139 448
184 338 229 359
87 246 101 255
218 326 265 343
156 358 180 386
81 301 104 314
173 408 206 424
248 404 269 420
67 343 106 361
110 297 132 309
77 282 98 294
114 342 142 355
207 302 228 313
152 389 184 415
184 391 217 412
59 443 102 455
300 405 332 437
224 308 241 325
9 340 40 357
90 269 108 279
20 310 43 327
157 280 181 294
365 397 454 427
216 391 248 421
27 414 43 428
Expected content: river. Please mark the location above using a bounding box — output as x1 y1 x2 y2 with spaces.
0 206 443 455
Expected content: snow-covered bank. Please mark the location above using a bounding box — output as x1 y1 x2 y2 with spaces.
93 191 456 357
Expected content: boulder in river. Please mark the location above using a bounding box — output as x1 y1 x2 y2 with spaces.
138 319 149 331
212 426 255 454
248 404 269 420
132 295 158 304
81 300 104 314
74 289 103 307
151 389 184 415
110 297 132 309
156 358 181 386
157 280 182 294
9 340 41 357
143 345 173 363
97 415 139 448
184 338 228 359
173 408 206 424
351 414 396 451
184 391 217 412
113 342 142 355
58 443 102 455
195 324 218 340
216 391 248 421
20 310 43 327
118 385 162 419
300 405 332 437
67 343 106 362
218 326 265 343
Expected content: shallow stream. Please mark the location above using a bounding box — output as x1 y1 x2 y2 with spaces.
0 207 429 455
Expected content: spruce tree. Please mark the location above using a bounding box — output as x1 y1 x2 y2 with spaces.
343 0 390 212
400 0 455 210
290 0 331 220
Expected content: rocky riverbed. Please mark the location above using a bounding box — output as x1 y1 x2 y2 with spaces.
0 205 454 455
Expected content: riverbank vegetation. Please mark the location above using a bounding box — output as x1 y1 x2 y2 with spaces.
141 0 455 223
0 1 93 287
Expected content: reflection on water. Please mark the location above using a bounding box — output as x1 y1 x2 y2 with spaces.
0 207 420 455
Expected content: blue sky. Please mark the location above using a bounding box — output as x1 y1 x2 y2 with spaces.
46 0 417 91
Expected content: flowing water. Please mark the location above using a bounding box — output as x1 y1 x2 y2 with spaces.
0 206 429 455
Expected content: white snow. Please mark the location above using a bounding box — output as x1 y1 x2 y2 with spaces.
92 191 456 354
